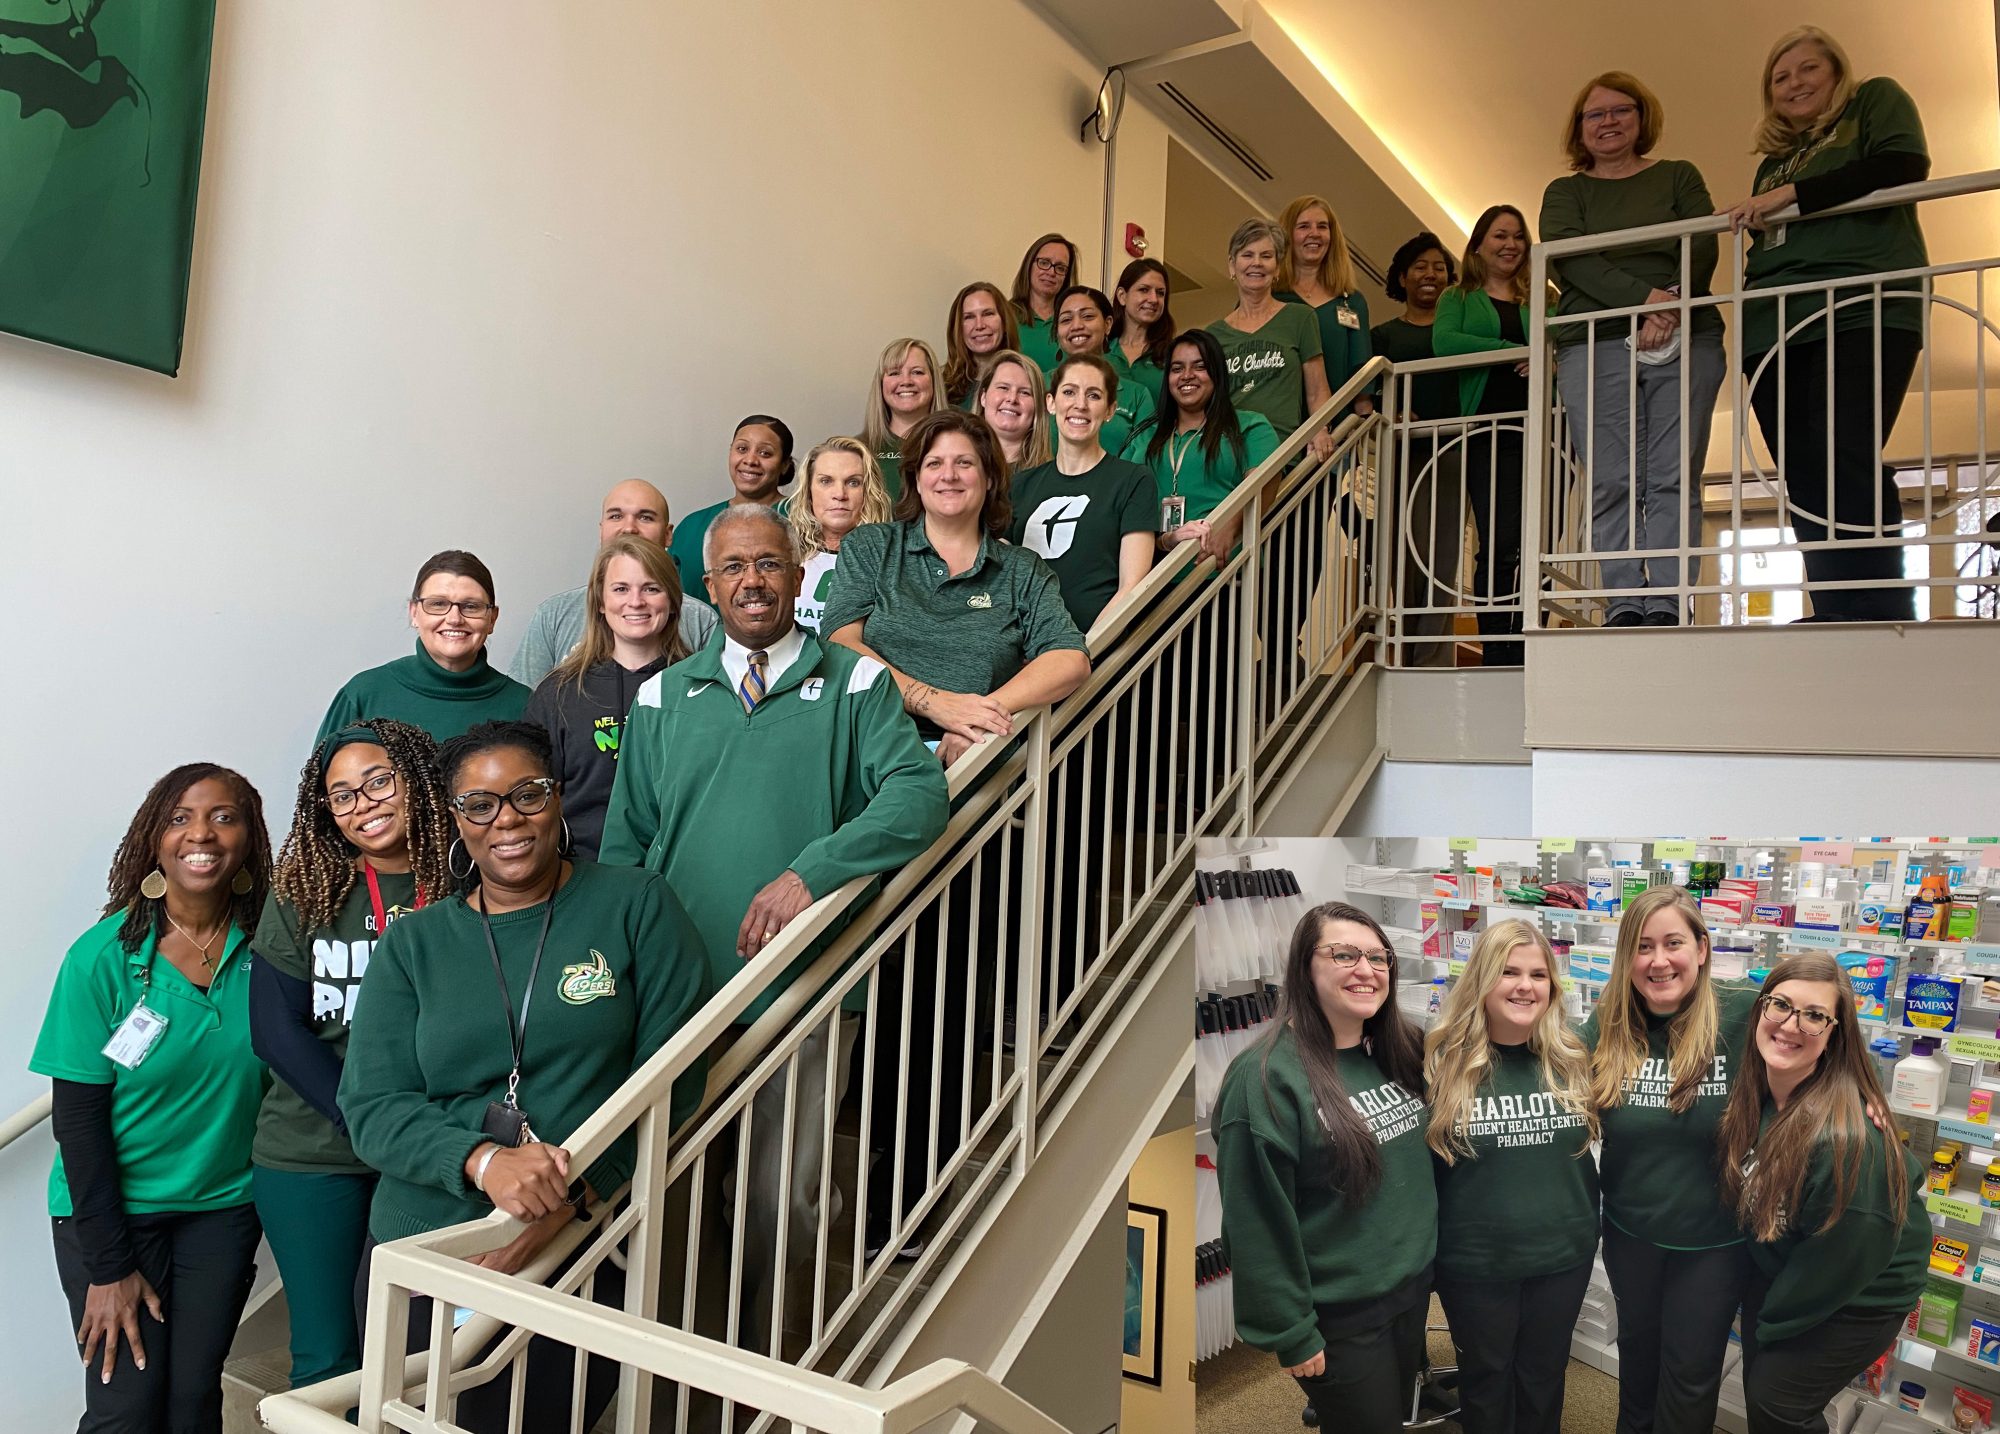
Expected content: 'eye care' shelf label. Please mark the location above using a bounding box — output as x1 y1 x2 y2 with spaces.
1930 1194 1985 1225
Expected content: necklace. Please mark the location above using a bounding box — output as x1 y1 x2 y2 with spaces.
165 911 229 968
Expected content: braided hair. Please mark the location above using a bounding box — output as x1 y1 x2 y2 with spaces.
272 719 456 932
104 764 274 954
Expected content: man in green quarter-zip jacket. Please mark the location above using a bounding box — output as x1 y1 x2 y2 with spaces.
597 502 949 1344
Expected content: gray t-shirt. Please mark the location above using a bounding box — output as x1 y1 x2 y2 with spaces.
508 585 719 686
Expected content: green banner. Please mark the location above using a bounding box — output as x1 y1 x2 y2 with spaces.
1 0 217 374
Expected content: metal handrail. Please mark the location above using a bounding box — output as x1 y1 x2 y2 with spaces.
0 1091 50 1153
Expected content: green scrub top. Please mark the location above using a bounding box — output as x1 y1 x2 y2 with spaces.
1121 412 1281 523
31 913 265 1215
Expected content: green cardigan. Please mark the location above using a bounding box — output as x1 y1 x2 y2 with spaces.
1432 287 1537 417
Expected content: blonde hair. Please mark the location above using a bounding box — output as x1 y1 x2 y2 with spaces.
1588 887 1718 1114
1752 27 1861 157
789 436 894 559
1561 71 1666 172
1274 195 1357 299
550 535 689 691
1425 920 1598 1162
861 338 946 457
975 351 1052 470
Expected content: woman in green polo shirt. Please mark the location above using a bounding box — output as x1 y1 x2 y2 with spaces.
1717 953 1929 1434
249 719 454 1391
861 337 946 499
1009 353 1158 634
32 762 274 1429
1044 284 1157 460
316 550 531 746
339 719 709 1434
1110 258 1174 410
941 282 1020 409
1721 26 1931 621
666 415 797 583
1273 194 1373 416
1123 328 1279 564
1213 901 1433 1433
1425 919 1599 1434
1004 232 1078 375
1582 885 1759 1434
1206 217 1335 459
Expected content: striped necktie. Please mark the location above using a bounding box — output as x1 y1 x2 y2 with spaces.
738 649 768 714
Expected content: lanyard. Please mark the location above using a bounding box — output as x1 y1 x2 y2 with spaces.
476 889 558 1111
1166 427 1201 497
363 864 427 937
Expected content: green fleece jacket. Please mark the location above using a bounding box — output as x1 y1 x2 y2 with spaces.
1432 287 1539 417
1743 1098 1931 1343
338 860 709 1242
596 629 949 1020
1213 1027 1436 1367
316 642 529 747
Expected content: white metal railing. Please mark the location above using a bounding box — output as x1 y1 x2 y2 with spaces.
0 1091 51 1153
255 364 1384 1434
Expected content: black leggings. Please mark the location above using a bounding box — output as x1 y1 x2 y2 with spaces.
1739 1275 1906 1434
1291 1298 1428 1434
1463 429 1524 664
1601 1224 1753 1434
52 1204 262 1434
1435 1259 1593 1434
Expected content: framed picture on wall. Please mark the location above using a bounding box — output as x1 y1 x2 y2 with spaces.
1122 1202 1167 1386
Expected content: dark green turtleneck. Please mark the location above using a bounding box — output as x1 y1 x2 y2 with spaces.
315 641 530 746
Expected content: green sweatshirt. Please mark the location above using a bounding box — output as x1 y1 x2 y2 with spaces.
596 631 949 1020
1540 159 1721 347
1432 1042 1599 1282
1583 983 1757 1249
338 860 710 1243
316 642 529 747
1213 1027 1436 1367
1742 1097 1931 1343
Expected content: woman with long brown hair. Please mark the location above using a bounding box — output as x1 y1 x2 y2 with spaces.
1109 257 1173 405
1583 885 1758 1434
523 535 692 858
1425 919 1598 1434
1213 901 1433 1434
1716 954 1928 1434
1005 232 1079 373
942 282 1020 408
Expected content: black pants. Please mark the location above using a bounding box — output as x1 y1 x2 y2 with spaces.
353 1231 625 1434
1601 1224 1752 1434
52 1204 262 1434
1436 1258 1593 1434
1738 1275 1905 1434
1463 429 1524 664
1292 1298 1428 1434
1749 324 1923 621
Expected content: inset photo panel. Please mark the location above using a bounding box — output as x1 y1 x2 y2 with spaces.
1194 835 2000 1434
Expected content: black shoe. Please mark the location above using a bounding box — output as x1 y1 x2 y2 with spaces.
1301 1404 1318 1427
863 1223 927 1262
1605 610 1644 627
1642 610 1678 626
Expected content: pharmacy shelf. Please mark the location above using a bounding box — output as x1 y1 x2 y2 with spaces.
1433 898 1996 953
1892 1100 2000 1145
1897 1335 2000 1394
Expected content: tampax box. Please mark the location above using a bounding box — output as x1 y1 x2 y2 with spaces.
1904 974 1965 1034
1795 898 1849 931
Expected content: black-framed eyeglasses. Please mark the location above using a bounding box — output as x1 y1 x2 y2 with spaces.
713 557 792 580
417 597 493 618
1313 943 1393 971
1758 993 1834 1035
326 770 398 815
1031 256 1070 276
451 777 557 825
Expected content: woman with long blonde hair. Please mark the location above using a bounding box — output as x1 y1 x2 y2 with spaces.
861 337 945 498
1584 884 1759 1434
1424 919 1598 1434
522 534 690 858
1715 953 1927 1434
789 437 893 633
1274 194 1373 415
974 350 1053 472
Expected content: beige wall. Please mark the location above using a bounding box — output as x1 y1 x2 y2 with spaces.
1121 1124 1196 1433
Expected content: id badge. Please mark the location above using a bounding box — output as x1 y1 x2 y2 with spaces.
1160 495 1186 531
1336 304 1360 329
103 1002 169 1070
1764 224 1788 250
482 1101 532 1148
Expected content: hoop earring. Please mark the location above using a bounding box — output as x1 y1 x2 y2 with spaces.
139 869 168 901
559 818 575 859
447 839 475 882
231 867 254 895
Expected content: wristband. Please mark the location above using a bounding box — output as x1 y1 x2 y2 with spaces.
471 1144 500 1194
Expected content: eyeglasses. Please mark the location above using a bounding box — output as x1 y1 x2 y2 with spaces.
1757 993 1834 1035
417 597 493 619
1313 943 1393 971
327 770 398 814
1031 257 1071 277
713 557 792 580
451 777 557 825
1582 103 1639 127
